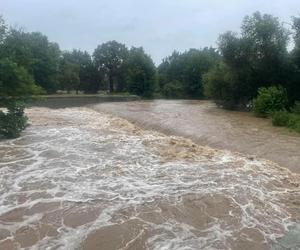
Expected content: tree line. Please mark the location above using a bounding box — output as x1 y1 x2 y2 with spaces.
0 21 157 98
1 12 299 104
1 12 300 137
204 12 300 110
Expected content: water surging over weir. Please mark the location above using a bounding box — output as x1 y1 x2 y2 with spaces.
0 108 299 250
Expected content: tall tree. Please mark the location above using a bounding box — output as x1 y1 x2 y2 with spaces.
0 18 42 138
0 16 7 44
125 47 156 97
289 16 300 103
60 50 101 93
93 41 128 93
205 12 290 108
158 48 220 98
1 29 61 93
58 61 80 94
0 58 40 103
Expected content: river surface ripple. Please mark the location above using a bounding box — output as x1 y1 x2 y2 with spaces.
0 107 299 250
91 100 300 174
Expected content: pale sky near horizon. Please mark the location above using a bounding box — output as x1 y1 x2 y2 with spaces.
1 0 299 64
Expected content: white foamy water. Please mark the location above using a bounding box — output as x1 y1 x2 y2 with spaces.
0 108 299 250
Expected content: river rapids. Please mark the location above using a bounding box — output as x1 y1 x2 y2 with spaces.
0 107 299 250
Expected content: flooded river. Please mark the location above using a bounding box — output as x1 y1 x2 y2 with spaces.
0 102 300 249
92 100 300 174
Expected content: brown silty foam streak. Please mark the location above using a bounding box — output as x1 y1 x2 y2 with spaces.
0 107 299 249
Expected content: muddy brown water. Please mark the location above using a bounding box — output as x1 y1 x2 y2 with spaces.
92 100 300 174
0 100 299 250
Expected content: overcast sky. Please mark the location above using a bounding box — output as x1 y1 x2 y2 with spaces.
1 0 299 64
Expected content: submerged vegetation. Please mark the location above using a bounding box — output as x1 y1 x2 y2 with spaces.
253 87 300 133
270 103 300 133
253 86 288 118
0 11 300 137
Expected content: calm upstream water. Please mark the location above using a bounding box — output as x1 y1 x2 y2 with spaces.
0 100 300 249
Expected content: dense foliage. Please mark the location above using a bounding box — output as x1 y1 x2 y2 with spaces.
0 58 41 101
60 50 101 94
93 41 129 93
1 29 61 93
0 102 28 138
271 109 300 133
253 86 288 117
0 18 42 138
158 48 220 99
1 12 299 105
203 12 296 108
271 111 291 127
126 47 156 97
1 11 300 137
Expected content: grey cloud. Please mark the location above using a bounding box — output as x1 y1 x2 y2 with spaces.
1 0 299 64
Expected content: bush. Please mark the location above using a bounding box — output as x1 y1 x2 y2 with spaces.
203 63 233 103
0 102 28 138
253 86 288 117
291 102 300 115
162 80 185 98
288 114 300 133
271 111 290 126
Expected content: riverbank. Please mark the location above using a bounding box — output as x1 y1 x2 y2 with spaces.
92 100 300 173
30 94 140 109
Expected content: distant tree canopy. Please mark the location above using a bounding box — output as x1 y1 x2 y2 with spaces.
290 16 300 104
0 58 41 103
0 16 7 43
58 61 80 94
0 17 41 104
125 47 156 97
1 11 300 137
93 41 128 93
0 12 299 106
0 17 42 138
59 50 101 94
1 29 61 93
158 48 220 98
204 12 299 109
93 41 157 97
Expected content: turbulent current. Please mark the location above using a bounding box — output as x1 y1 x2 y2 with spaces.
0 107 299 250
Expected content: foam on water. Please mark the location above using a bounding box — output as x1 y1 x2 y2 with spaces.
0 107 299 250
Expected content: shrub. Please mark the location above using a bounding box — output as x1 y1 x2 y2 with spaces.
162 80 185 98
271 111 290 126
291 102 300 115
0 102 28 138
253 86 288 117
288 114 300 133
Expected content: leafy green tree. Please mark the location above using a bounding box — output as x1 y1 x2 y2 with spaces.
205 12 290 108
203 62 240 109
93 41 128 93
0 58 41 138
241 12 290 88
0 16 7 44
181 48 220 97
125 47 156 97
158 48 220 98
0 101 28 138
253 86 288 117
0 58 40 101
162 80 185 99
1 29 61 93
58 61 80 94
289 16 300 104
60 50 101 93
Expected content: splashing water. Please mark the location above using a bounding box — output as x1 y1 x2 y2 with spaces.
0 107 299 250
